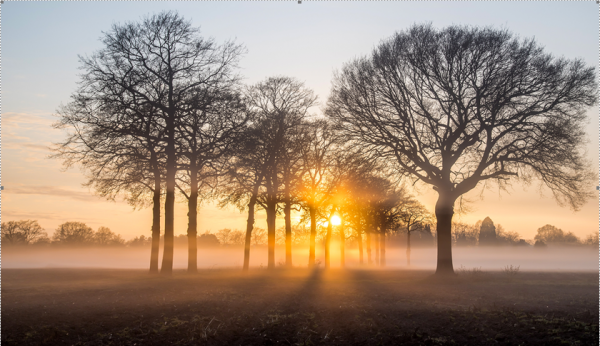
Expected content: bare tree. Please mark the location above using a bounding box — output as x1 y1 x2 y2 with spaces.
219 122 268 271
94 227 126 246
327 24 596 274
245 76 317 269
56 11 245 275
176 88 250 272
278 120 312 268
1 220 46 245
52 222 96 246
54 100 166 273
397 197 432 266
297 120 339 267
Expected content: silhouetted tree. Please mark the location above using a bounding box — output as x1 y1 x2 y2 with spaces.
215 228 245 245
94 227 125 246
197 232 220 247
176 88 250 272
534 224 580 245
1 220 47 245
278 120 312 268
246 76 317 269
219 119 270 271
339 160 387 265
54 95 166 273
52 222 96 245
55 11 245 275
397 197 431 265
327 24 596 274
297 120 340 267
495 224 521 245
127 235 152 247
453 222 479 246
583 233 599 246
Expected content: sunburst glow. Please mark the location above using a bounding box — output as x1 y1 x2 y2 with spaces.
331 215 341 226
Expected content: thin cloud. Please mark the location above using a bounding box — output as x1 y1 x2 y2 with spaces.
3 141 51 152
1 210 63 221
5 185 101 202
2 111 55 127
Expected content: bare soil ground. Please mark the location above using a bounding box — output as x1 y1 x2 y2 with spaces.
2 268 598 345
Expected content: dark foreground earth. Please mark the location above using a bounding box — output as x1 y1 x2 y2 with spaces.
2 268 598 345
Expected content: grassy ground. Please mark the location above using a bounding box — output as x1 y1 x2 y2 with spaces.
2 268 598 345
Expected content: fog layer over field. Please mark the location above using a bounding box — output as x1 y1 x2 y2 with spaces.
2 245 597 271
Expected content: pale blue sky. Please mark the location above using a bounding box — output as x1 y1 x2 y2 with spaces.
1 1 598 240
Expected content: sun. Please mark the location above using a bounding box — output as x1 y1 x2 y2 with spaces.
331 215 341 226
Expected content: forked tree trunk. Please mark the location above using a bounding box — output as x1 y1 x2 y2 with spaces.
308 207 317 267
435 190 456 275
149 168 161 274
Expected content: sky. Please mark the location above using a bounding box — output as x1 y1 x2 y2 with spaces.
1 1 598 241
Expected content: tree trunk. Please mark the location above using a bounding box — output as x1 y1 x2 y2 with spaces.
435 190 456 275
284 197 292 268
374 232 380 266
406 229 411 266
243 188 259 272
308 207 316 267
161 121 176 276
339 218 345 268
366 228 372 265
187 170 198 273
266 199 276 269
149 169 161 274
380 230 386 267
325 209 333 269
357 227 363 265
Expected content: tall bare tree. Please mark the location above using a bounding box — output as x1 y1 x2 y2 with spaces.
54 90 167 273
219 122 268 271
176 89 250 272
56 11 245 275
327 24 596 274
246 76 317 269
297 120 340 267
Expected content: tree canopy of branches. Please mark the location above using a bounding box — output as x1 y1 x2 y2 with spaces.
1 220 47 245
175 82 250 273
52 222 96 245
296 119 342 267
534 224 579 244
53 11 245 275
243 76 318 269
326 24 597 274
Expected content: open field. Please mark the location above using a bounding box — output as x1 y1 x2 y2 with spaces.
2 268 598 345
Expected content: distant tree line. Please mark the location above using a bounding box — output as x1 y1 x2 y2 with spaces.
51 12 596 275
450 217 598 247
1 220 127 247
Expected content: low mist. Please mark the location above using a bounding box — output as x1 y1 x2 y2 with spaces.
2 244 597 272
